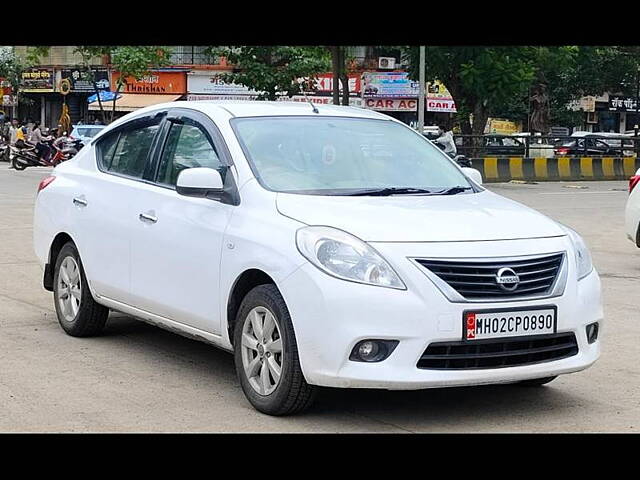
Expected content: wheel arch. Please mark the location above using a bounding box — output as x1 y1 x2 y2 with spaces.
43 232 75 291
226 268 277 347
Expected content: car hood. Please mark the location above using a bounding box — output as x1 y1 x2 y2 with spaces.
276 190 566 242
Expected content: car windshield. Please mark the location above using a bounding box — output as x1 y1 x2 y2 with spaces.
232 116 473 195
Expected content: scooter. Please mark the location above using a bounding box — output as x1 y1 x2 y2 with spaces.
11 137 57 170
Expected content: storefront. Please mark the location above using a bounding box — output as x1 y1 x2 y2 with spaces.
59 67 109 124
18 67 60 127
89 70 188 120
187 69 258 101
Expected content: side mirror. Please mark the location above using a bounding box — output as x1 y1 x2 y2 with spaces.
176 167 224 198
462 167 483 185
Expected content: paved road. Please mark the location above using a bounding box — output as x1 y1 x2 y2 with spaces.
1 166 638 432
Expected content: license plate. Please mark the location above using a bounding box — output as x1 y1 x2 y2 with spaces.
463 307 557 341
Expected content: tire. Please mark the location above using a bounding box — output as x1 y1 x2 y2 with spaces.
233 284 316 416
517 375 558 387
11 156 26 170
52 242 108 337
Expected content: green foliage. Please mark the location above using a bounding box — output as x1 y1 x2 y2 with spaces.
404 46 640 131
110 46 171 91
403 46 537 133
207 46 331 100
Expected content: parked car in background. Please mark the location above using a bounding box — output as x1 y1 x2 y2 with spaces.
625 168 640 247
554 136 619 156
483 135 526 156
564 131 635 156
70 124 106 145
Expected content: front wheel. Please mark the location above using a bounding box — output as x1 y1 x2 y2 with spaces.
234 284 316 416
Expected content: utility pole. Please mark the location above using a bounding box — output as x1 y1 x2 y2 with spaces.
418 46 425 134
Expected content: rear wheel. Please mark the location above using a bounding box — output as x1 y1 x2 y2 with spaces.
53 242 108 337
517 376 558 387
233 284 316 416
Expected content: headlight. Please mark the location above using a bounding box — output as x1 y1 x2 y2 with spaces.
561 224 594 280
296 226 406 289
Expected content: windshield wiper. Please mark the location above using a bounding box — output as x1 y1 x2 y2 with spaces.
433 186 473 195
343 187 435 196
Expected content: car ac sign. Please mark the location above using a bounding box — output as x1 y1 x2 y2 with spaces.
495 267 520 291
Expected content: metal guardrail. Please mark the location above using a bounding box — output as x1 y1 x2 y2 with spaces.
426 134 640 158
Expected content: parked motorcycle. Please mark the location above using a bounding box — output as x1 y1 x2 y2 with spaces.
0 139 10 163
11 134 83 170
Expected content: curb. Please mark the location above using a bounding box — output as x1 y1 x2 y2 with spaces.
471 157 640 182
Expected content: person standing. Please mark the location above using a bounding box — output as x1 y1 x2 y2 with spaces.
434 124 457 158
8 119 19 146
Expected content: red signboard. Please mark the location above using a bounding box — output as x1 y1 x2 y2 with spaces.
313 73 361 95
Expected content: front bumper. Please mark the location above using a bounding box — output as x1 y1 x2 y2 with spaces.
279 236 603 389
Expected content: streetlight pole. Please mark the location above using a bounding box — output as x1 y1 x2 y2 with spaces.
418 46 425 134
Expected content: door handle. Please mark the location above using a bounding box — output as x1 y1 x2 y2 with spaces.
72 197 87 207
139 213 158 223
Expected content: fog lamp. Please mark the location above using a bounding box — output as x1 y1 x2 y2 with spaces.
350 339 399 363
586 322 599 344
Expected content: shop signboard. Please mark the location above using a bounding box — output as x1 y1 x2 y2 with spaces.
426 80 457 112
487 118 520 134
20 68 55 92
61 68 110 92
609 96 638 112
364 98 417 111
362 72 419 98
188 94 258 101
279 95 363 107
112 71 187 94
312 73 361 96
188 72 259 96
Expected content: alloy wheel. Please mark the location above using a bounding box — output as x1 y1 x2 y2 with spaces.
241 306 284 396
56 256 82 322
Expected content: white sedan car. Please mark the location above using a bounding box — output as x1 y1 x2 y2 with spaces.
33 101 603 415
625 168 640 247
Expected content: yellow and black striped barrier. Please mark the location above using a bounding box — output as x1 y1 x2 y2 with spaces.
471 157 640 182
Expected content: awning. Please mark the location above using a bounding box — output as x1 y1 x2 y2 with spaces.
88 93 183 112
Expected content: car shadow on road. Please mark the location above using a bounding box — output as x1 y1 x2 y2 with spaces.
100 314 587 431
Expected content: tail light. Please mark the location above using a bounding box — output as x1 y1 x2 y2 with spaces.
37 175 56 194
556 147 570 155
630 175 640 194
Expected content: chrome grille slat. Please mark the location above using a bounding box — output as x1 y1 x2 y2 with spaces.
416 253 564 300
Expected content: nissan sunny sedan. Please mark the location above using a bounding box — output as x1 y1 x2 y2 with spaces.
33 101 603 415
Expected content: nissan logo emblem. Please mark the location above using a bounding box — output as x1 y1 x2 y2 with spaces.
495 267 520 291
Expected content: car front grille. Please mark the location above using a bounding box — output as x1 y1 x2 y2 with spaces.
417 332 578 370
416 253 564 300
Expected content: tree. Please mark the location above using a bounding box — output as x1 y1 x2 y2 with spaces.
107 46 170 123
328 46 351 106
404 47 537 140
207 46 330 101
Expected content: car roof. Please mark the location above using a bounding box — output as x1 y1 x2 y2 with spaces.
117 100 391 121
89 100 398 144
